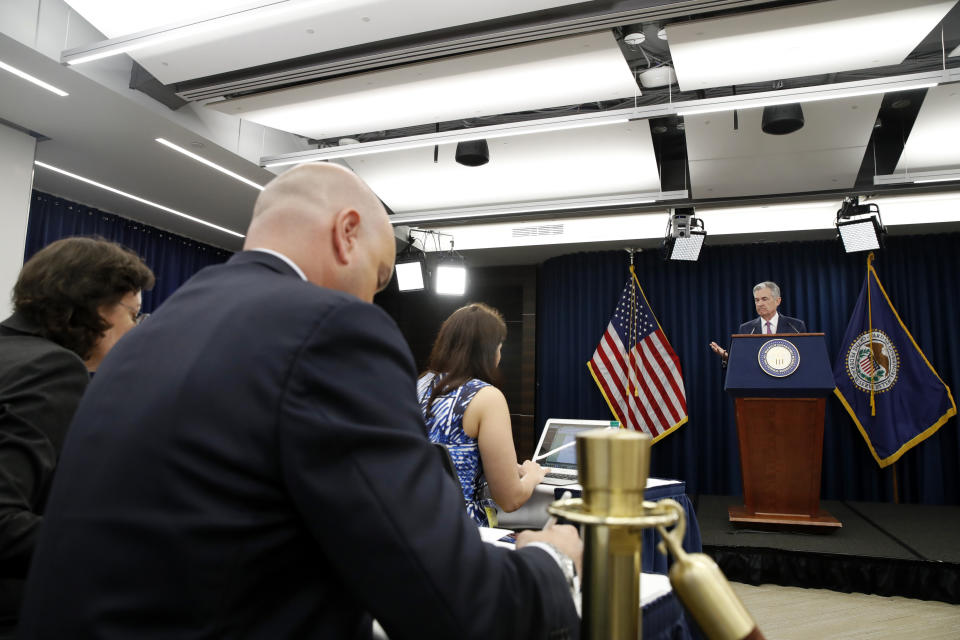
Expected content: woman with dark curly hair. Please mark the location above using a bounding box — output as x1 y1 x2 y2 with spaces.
0 236 154 636
418 303 546 526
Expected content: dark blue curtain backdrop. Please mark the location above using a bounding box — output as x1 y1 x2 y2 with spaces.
25 191 231 312
537 234 960 505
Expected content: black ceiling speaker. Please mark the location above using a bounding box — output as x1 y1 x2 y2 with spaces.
761 103 804 135
455 139 489 166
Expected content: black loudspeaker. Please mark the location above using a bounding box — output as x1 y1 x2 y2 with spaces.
455 140 489 166
761 103 804 135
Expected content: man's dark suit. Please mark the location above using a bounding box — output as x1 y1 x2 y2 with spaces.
0 314 89 636
737 314 807 334
18 252 578 639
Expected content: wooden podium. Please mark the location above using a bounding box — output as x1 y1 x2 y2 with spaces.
725 333 841 528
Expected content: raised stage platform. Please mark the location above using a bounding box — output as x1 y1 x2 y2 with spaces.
696 495 960 604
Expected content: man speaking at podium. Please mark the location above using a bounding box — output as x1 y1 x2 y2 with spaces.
710 281 807 363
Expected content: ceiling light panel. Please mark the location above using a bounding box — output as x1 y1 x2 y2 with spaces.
65 0 587 84
667 0 956 91
0 60 68 96
420 192 960 252
155 138 265 190
348 120 660 214
34 161 245 237
894 85 960 173
209 31 638 140
684 95 881 199
424 212 669 251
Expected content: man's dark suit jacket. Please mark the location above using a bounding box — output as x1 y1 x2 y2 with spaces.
736 314 807 335
0 313 88 636
18 252 578 639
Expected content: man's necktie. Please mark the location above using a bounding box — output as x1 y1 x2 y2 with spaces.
765 321 772 334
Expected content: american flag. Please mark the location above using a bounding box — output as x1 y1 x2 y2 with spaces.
587 267 688 440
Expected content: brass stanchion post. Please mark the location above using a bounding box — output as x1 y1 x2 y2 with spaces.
548 430 682 640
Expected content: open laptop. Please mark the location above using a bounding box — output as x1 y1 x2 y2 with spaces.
532 419 619 486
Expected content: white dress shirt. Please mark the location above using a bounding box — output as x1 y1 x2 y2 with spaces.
760 312 780 334
248 248 307 282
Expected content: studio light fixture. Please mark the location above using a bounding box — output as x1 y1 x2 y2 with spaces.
662 206 706 262
33 160 245 238
0 60 68 96
434 241 467 296
455 140 489 167
836 196 885 253
155 138 265 190
394 237 428 292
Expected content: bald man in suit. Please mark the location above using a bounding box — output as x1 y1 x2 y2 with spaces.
18 164 581 640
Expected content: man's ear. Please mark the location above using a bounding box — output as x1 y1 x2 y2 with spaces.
331 208 361 264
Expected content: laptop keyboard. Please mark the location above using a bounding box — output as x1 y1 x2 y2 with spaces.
544 472 576 479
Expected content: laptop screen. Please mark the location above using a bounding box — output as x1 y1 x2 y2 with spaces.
536 420 617 471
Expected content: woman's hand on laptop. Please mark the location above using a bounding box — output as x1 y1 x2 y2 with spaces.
519 459 548 484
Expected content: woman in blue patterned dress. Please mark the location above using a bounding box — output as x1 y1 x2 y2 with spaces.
417 303 546 526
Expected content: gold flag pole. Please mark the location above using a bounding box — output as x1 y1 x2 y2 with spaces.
867 252 876 416
628 251 639 397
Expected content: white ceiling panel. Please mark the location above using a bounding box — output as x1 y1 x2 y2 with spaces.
689 148 868 199
895 85 960 173
64 0 269 37
64 0 586 84
346 120 661 214
668 0 956 91
209 31 638 140
684 95 881 198
0 33 264 250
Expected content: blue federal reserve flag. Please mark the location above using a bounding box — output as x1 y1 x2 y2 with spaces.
834 254 956 467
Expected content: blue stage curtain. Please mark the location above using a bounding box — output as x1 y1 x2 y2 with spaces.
536 234 960 505
24 191 231 312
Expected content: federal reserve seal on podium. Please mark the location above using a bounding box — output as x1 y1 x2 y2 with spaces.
758 338 800 377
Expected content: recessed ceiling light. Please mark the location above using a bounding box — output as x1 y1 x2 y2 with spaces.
0 60 68 97
155 138 264 191
33 160 245 238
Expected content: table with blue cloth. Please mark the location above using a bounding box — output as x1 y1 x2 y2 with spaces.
497 477 702 575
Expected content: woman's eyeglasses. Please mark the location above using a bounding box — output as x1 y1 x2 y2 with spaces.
118 301 149 325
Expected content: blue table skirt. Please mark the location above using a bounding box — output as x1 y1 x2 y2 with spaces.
643 590 702 640
554 481 702 575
